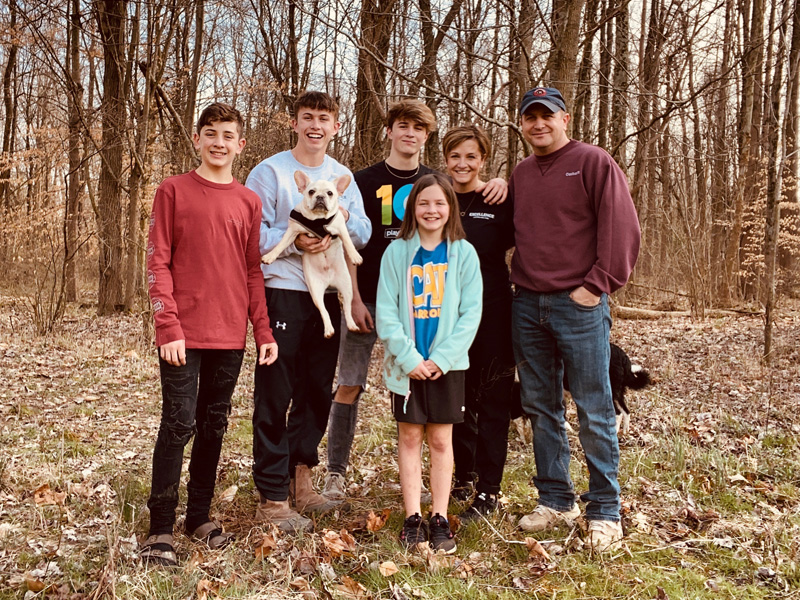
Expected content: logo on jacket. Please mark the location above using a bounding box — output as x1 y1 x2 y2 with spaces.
275 321 287 330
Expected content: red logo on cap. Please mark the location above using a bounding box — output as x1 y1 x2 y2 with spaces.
533 88 547 96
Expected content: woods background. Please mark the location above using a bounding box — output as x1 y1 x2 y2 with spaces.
0 0 798 338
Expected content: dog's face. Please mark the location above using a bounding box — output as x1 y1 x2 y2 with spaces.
294 171 351 217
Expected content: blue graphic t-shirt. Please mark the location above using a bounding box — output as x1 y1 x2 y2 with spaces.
411 241 448 359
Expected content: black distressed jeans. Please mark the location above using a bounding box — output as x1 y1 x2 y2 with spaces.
147 349 244 536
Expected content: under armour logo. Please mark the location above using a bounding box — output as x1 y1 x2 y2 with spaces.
275 321 287 330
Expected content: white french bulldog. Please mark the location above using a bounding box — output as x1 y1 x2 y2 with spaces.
261 170 363 338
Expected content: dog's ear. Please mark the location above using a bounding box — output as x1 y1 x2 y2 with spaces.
294 171 311 193
334 174 351 196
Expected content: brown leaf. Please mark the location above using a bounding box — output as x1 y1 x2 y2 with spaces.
255 531 278 560
196 578 218 600
290 577 312 591
33 483 66 506
656 586 669 600
366 509 392 532
334 575 367 599
184 549 205 573
24 573 47 592
425 550 456 571
524 537 551 561
379 561 399 577
322 529 357 557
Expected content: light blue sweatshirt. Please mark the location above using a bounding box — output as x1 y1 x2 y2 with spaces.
376 232 483 395
246 150 372 291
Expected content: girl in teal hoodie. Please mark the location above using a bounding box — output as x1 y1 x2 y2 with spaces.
376 173 482 553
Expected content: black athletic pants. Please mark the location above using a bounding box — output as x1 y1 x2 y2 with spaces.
252 288 341 501
452 295 515 495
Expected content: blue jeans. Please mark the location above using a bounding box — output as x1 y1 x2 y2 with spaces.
511 288 620 522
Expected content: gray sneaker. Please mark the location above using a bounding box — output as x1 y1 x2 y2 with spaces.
518 504 581 532
322 472 347 501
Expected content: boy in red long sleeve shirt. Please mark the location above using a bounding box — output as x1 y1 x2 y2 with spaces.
141 103 278 567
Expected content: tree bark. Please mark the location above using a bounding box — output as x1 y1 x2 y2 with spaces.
65 0 83 302
0 0 18 209
94 0 129 314
351 0 397 172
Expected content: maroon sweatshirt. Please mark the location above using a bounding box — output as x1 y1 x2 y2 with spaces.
509 140 640 296
147 170 274 349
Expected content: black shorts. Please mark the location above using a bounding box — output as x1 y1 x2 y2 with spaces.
391 371 465 425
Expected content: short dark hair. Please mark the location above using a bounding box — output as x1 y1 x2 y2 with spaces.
196 102 244 136
441 125 491 160
386 99 437 132
398 172 466 242
293 91 339 120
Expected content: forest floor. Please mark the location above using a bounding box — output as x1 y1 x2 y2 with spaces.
1 294 799 599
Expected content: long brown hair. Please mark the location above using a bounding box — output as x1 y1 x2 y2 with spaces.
397 173 466 241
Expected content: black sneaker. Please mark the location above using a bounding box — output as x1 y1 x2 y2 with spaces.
428 513 456 554
450 479 475 502
399 513 428 548
459 492 498 522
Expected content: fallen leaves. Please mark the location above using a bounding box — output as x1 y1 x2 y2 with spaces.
254 530 279 560
33 483 66 506
322 529 357 558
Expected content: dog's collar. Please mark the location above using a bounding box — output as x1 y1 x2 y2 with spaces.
289 209 339 240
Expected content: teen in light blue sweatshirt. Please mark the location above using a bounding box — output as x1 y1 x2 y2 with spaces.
376 173 482 553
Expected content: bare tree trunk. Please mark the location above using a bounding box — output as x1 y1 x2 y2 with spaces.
65 0 83 301
0 0 18 209
573 0 598 142
728 0 764 304
763 0 791 362
610 0 629 165
94 0 128 315
507 0 534 171
543 0 587 123
597 0 612 150
351 0 397 172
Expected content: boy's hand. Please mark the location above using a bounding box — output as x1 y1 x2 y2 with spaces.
409 361 433 380
296 233 331 253
476 178 508 205
423 359 442 380
338 205 350 222
160 339 186 366
351 298 374 333
259 342 279 365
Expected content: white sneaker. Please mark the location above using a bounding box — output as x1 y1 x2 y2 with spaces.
518 504 581 532
587 519 623 551
322 472 346 501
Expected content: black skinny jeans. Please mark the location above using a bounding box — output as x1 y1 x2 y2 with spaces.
147 349 243 536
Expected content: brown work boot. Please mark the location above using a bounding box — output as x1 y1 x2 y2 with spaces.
290 464 341 513
255 496 312 534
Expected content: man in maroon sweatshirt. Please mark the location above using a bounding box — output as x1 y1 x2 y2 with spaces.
509 87 640 552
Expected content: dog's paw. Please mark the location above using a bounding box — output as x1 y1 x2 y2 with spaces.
323 326 336 339
350 252 363 266
261 252 277 265
346 320 360 332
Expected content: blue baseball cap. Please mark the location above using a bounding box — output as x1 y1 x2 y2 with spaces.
519 87 567 115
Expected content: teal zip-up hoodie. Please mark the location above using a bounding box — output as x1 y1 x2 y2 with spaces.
376 232 483 396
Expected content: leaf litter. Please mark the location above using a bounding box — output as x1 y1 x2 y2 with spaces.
0 296 799 597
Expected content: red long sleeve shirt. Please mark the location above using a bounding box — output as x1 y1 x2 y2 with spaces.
147 170 274 348
509 140 641 296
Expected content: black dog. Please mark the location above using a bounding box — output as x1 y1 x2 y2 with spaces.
511 343 651 434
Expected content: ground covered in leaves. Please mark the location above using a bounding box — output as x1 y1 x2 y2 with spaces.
1 295 799 599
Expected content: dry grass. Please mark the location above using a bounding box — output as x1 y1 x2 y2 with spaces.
1 294 799 599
